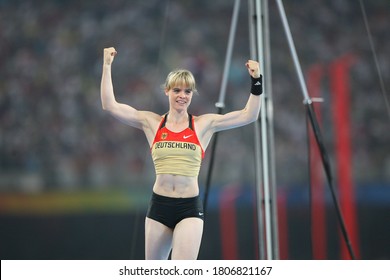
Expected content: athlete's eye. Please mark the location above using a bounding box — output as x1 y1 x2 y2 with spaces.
185 89 192 94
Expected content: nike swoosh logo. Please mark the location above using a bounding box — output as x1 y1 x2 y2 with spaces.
183 135 193 139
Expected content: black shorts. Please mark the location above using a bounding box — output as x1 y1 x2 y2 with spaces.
146 192 204 229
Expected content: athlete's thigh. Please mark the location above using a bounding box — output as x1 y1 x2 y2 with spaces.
145 217 173 260
171 217 204 260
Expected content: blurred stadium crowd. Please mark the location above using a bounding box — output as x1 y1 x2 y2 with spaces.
0 0 389 192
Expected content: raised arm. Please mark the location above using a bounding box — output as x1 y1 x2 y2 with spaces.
198 60 262 135
100 47 160 143
101 47 142 128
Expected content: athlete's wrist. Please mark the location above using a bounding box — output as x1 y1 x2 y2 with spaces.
250 75 263 96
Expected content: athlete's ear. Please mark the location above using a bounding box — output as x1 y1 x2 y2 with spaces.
164 88 169 96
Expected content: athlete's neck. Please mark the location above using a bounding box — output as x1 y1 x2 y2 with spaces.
167 111 189 124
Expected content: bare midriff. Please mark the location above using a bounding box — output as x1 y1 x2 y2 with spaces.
153 174 199 198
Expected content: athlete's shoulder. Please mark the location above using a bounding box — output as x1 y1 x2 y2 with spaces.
194 113 221 124
137 111 165 140
192 113 220 132
139 110 163 120
193 113 215 121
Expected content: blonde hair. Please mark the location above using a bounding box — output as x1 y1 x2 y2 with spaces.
162 69 198 94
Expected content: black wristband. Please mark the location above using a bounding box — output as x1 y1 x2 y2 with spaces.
250 75 263 96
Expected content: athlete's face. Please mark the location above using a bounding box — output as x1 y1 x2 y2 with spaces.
166 84 193 111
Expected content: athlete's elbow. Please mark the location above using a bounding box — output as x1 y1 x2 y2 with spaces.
102 104 117 116
251 115 259 123
245 108 260 124
248 113 259 123
101 102 110 111
101 99 117 112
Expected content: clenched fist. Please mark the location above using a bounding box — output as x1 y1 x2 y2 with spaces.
245 60 261 78
103 47 117 66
